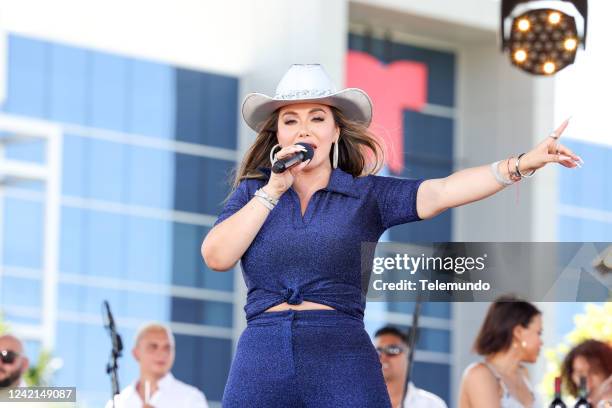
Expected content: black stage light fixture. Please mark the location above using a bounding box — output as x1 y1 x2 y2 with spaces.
501 0 587 75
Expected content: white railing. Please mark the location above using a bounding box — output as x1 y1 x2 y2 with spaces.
0 113 62 351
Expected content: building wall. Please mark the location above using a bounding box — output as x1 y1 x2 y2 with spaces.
0 34 239 406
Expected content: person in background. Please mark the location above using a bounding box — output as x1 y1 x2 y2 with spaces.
374 326 447 408
105 322 208 408
459 296 543 408
0 334 28 389
561 339 612 407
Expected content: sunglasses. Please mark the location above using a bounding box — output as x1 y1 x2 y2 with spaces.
375 345 405 357
0 350 19 364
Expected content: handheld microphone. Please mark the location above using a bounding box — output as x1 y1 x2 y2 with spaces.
272 142 314 173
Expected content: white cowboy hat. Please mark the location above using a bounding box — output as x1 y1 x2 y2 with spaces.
242 64 373 132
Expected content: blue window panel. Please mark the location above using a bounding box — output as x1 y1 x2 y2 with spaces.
390 111 454 243
52 322 80 387
559 215 612 242
378 322 450 354
60 207 230 290
173 154 236 215
559 140 610 212
125 216 172 284
59 206 85 274
175 69 238 149
57 281 82 312
348 33 456 107
64 135 175 208
2 198 43 268
4 35 49 117
171 224 234 292
412 361 450 406
1 311 41 326
61 134 88 197
403 111 453 161
49 43 88 124
124 292 171 321
23 340 41 367
0 276 41 308
57 283 167 323
89 52 129 131
85 210 125 279
385 302 451 319
173 335 232 403
128 60 176 139
4 139 46 164
417 327 451 353
79 324 113 391
171 298 233 327
87 138 127 202
54 321 138 405
125 144 175 209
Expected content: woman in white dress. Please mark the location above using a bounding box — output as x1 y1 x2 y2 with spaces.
459 296 542 408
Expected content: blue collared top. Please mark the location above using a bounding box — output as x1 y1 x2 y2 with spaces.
213 167 425 320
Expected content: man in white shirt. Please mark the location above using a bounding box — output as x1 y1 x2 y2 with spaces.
374 326 447 408
0 334 29 389
105 322 209 408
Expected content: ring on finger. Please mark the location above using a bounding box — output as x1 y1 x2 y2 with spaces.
549 132 559 140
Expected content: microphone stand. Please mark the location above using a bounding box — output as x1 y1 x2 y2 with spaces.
402 294 422 407
102 300 123 408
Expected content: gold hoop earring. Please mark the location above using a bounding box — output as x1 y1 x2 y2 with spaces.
270 144 281 166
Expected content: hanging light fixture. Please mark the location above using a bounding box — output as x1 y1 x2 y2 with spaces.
501 0 588 75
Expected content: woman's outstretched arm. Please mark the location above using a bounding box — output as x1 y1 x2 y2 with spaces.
416 118 581 219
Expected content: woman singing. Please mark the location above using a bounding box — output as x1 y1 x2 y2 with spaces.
202 64 581 407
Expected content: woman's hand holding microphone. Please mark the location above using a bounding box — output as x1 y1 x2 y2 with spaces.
262 144 312 199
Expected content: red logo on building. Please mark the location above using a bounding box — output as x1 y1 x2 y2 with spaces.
346 51 428 174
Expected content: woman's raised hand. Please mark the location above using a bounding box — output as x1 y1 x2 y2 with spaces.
519 118 583 173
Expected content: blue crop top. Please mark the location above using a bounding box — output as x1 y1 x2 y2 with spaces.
212 167 425 320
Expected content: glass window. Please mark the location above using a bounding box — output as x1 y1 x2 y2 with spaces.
60 207 233 291
171 298 233 327
49 43 88 124
4 36 48 118
173 334 232 403
89 52 129 131
2 197 43 268
175 68 238 149
128 60 175 139
0 276 42 308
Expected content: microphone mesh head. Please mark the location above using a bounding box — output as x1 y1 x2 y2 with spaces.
295 142 315 160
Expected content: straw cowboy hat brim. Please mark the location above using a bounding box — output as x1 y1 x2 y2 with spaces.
241 64 373 132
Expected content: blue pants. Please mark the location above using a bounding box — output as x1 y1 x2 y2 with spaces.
222 309 392 408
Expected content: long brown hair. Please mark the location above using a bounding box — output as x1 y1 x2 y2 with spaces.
229 105 386 189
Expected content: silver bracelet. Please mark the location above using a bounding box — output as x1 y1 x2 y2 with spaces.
490 161 514 186
254 195 274 210
516 153 536 178
254 188 279 210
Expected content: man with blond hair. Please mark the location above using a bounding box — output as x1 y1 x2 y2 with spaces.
105 322 208 408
